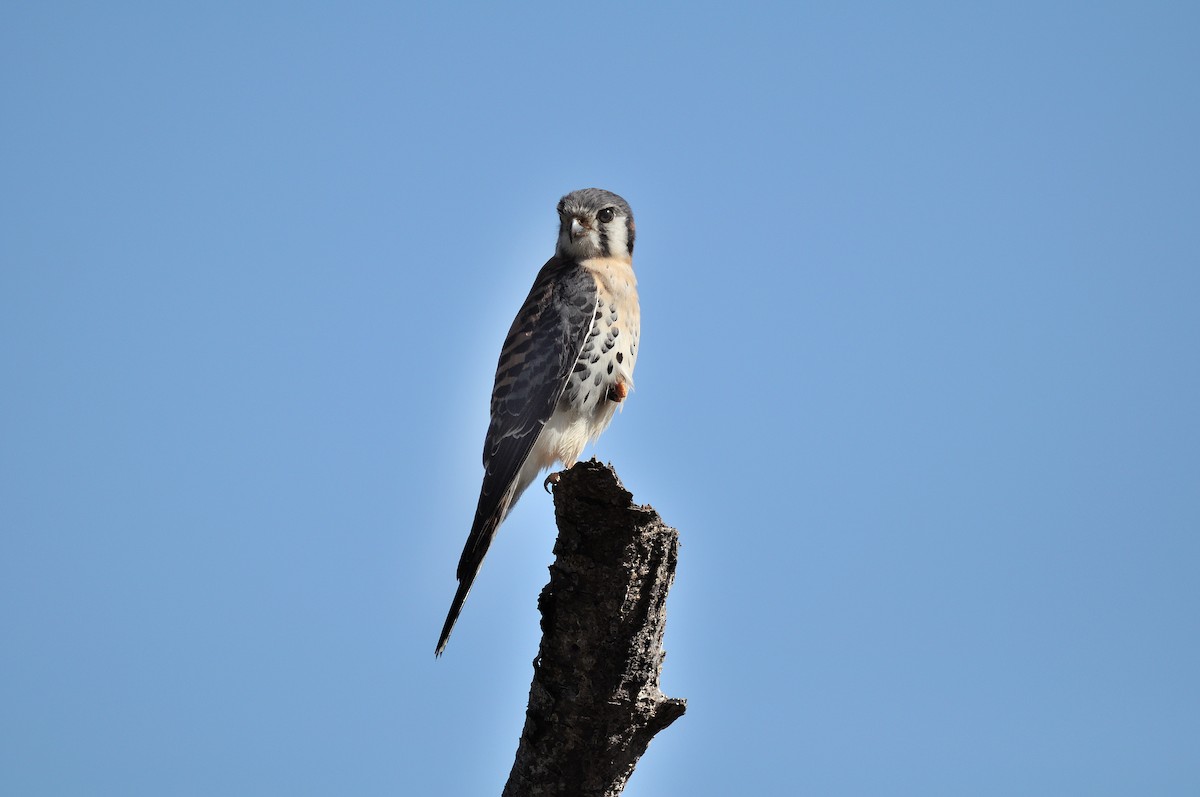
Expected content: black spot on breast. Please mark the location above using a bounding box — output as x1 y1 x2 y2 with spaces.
611 327 619 338
594 309 603 321
608 302 616 313
590 354 600 364
573 361 588 373
616 352 624 363
607 362 614 374
593 373 603 386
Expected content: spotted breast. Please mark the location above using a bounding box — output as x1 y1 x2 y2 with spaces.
563 257 640 427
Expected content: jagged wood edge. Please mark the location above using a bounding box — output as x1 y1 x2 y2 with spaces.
502 459 686 797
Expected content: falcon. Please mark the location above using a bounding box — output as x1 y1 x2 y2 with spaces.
436 188 640 656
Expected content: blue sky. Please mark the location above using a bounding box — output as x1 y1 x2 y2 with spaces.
3 2 1198 794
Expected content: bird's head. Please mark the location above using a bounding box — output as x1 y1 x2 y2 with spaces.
555 188 635 262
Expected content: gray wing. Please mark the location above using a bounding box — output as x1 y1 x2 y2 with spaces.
436 256 598 655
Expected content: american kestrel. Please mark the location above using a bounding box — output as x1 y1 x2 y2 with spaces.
436 188 640 656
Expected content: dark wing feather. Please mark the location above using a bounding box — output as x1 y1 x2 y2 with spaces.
436 256 598 655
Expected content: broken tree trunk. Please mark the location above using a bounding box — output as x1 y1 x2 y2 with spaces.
502 459 686 797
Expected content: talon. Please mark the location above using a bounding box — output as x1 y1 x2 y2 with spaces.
543 472 561 493
606 380 628 403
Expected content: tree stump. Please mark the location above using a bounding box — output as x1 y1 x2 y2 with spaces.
502 459 686 797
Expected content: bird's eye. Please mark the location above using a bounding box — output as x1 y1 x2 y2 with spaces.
597 208 615 223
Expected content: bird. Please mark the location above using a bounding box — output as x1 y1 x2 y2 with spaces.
436 188 640 656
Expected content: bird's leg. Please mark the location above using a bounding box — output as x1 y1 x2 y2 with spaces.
543 472 562 493
606 379 628 403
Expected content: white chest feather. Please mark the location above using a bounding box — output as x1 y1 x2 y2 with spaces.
528 257 640 473
568 257 639 410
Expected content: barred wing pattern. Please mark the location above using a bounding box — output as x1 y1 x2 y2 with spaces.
436 256 599 655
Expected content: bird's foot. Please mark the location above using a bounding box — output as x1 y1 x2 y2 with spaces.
543 472 562 493
606 380 628 403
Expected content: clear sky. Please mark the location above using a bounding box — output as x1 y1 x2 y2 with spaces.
3 2 1198 794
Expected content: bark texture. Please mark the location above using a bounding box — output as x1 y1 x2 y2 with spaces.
502 459 686 797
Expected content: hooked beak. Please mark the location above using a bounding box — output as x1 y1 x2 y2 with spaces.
570 217 587 240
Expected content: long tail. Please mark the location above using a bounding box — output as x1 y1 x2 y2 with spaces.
435 578 475 657
435 509 503 656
